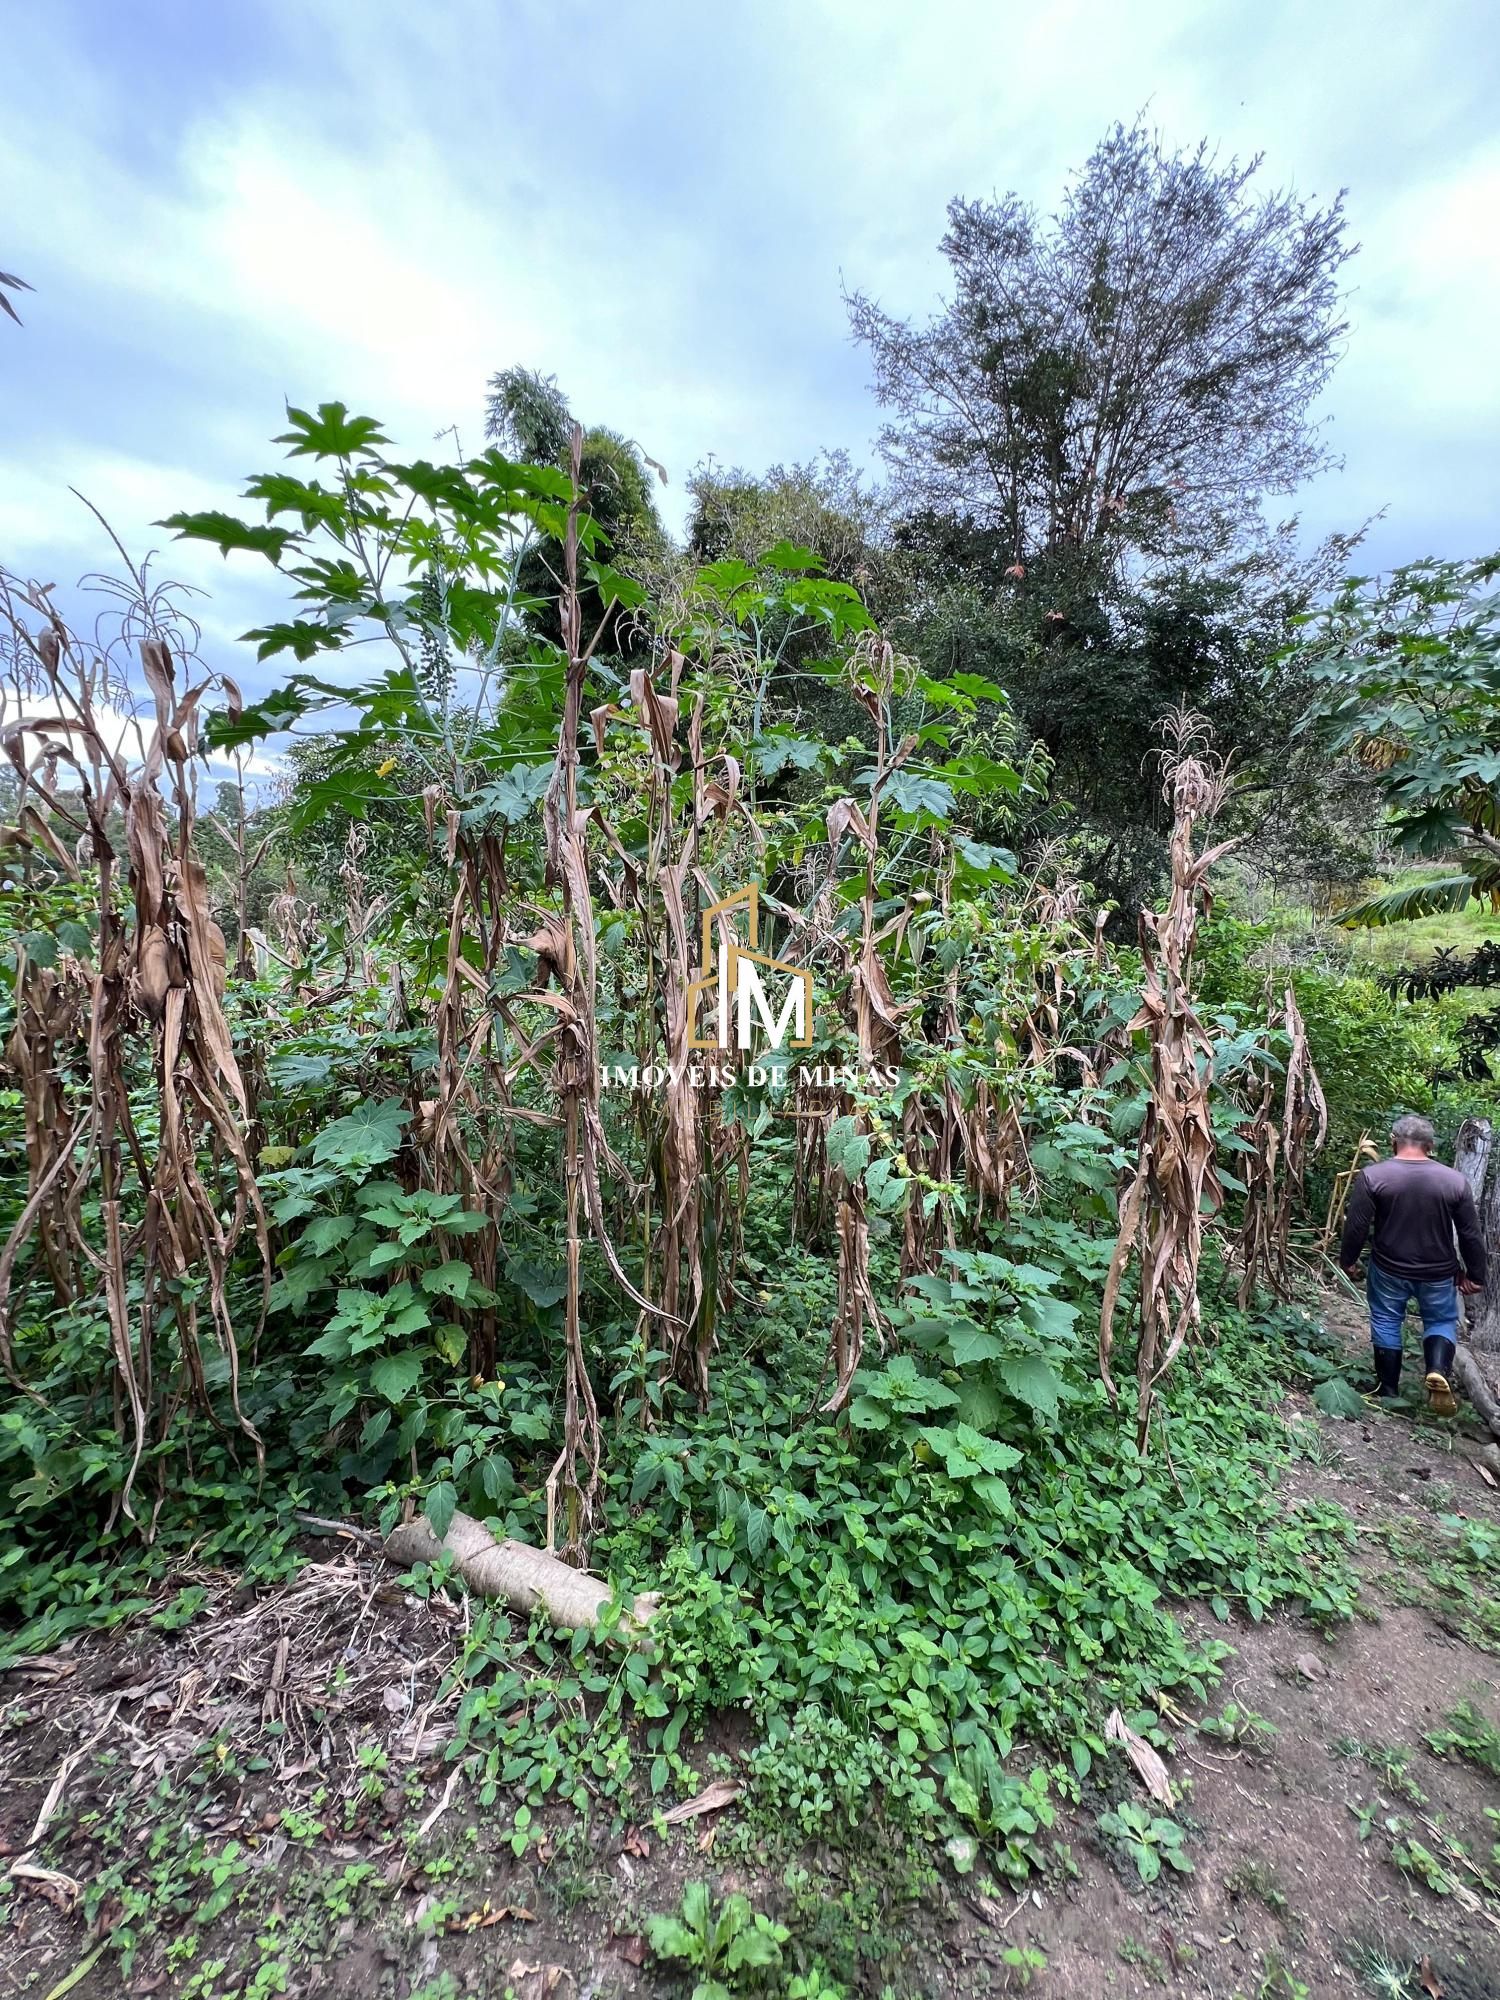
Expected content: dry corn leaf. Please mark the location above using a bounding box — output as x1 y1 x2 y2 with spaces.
661 1778 741 1822
505 1963 574 2000
1105 1707 1174 1808
450 1902 535 1932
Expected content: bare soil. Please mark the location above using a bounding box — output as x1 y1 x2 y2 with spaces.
5 1304 1500 2000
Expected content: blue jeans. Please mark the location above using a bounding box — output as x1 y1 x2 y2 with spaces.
1367 1262 1459 1353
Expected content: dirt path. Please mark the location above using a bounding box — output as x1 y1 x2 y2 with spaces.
4 1301 1499 2000
1007 1403 1500 1999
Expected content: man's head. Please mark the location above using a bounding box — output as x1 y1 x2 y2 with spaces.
1391 1112 1436 1157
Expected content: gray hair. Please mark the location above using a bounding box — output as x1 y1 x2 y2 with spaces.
1391 1113 1436 1152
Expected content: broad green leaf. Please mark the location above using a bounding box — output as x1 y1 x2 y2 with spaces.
269 1052 335 1090
726 1923 785 1969
311 1099 409 1171
480 1455 512 1501
507 1256 567 1309
158 510 296 565
948 671 1010 705
751 732 827 778
1018 1293 1079 1340
758 539 822 573
946 1325 1005 1366
275 401 391 461
462 763 553 827
422 1260 474 1302
955 1380 1004 1432
302 1214 357 1256
999 1354 1063 1418
204 676 345 750
971 1474 1013 1514
243 471 349 529
865 769 955 819
424 1479 458 1540
643 1916 697 1960
1313 1375 1366 1419
953 836 1018 880
243 618 347 663
825 1114 857 1174
369 1352 423 1404
18 930 57 968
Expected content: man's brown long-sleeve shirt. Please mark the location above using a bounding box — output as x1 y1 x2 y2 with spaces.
1339 1155 1487 1284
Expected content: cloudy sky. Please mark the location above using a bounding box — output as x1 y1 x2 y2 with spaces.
3 0 1497 705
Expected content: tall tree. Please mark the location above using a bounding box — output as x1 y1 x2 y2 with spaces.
847 122 1352 574
485 366 666 649
685 451 884 591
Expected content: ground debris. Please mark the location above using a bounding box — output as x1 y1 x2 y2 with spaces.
1106 1705 1175 1807
660 1777 742 1821
505 1962 575 1999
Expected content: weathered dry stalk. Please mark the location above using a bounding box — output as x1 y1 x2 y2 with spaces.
539 430 606 1558
1265 983 1327 1290
822 633 912 1411
1319 1131 1379 1254
0 574 269 1525
205 748 275 976
1236 1057 1280 1309
1098 711 1238 1452
537 429 682 1549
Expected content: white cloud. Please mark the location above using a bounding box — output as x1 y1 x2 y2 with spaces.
2 0 1497 686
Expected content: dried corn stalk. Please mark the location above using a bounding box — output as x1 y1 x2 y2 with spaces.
1239 982 1328 1303
1099 712 1238 1451
822 633 913 1411
537 429 681 1552
1320 1131 1380 1253
0 569 269 1524
1235 1054 1280 1309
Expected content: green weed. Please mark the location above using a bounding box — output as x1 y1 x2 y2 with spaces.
1096 1800 1193 1885
1425 1698 1500 1778
644 1880 789 1999
1198 1701 1278 1753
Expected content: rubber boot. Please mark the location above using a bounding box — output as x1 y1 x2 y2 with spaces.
1423 1335 1458 1418
1373 1345 1403 1400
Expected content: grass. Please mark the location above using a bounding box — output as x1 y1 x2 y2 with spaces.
1343 869 1500 970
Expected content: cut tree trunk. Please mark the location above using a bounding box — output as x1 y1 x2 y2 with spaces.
1454 1116 1493 1207
383 1510 659 1645
1453 1116 1500 1354
1452 1345 1500 1446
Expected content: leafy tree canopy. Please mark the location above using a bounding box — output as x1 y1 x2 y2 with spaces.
485 366 666 555
1299 552 1500 925
847 120 1352 577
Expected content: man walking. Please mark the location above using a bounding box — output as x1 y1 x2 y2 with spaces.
1340 1114 1486 1414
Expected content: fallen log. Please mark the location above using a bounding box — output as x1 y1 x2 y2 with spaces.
383 1510 659 1644
1454 1345 1500 1447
